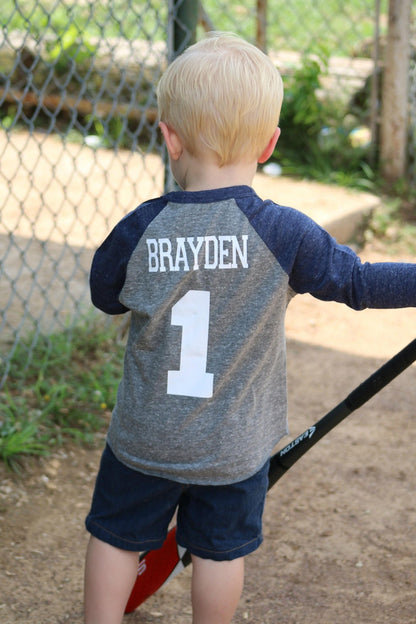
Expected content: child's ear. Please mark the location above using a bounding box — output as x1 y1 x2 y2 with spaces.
258 127 281 164
159 121 183 160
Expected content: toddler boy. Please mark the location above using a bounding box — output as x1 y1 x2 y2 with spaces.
84 32 416 624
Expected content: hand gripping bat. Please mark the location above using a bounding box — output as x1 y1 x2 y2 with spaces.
125 338 416 613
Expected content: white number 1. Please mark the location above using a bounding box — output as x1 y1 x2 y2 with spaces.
167 290 214 398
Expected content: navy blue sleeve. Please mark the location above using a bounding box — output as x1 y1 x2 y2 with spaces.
251 200 416 310
287 221 416 309
89 199 165 314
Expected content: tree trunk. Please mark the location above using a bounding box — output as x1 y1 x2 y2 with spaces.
380 0 412 183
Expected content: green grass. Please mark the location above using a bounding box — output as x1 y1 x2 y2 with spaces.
362 192 416 255
0 316 125 470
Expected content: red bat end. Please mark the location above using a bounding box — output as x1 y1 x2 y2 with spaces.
125 526 181 613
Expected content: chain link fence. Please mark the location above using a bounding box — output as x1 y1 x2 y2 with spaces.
0 0 415 387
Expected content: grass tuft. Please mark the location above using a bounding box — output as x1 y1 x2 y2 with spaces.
362 192 416 255
0 315 125 470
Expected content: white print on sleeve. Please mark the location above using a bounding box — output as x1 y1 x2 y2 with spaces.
146 235 248 272
167 290 214 398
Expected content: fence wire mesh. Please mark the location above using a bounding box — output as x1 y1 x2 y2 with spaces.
0 0 415 388
0 0 168 385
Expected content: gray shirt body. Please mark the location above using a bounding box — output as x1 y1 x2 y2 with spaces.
90 186 416 484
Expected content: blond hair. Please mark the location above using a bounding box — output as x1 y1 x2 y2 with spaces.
157 32 283 166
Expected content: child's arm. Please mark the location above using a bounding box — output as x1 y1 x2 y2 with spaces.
260 203 416 310
289 223 416 309
89 212 143 315
90 199 166 314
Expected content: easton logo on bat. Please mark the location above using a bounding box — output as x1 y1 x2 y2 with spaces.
279 426 316 456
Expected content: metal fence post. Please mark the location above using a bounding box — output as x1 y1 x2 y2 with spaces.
164 0 199 192
168 0 199 61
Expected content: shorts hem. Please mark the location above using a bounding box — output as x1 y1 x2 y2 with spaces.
85 517 165 552
177 534 263 561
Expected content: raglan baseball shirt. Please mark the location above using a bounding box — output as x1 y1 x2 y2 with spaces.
90 185 416 485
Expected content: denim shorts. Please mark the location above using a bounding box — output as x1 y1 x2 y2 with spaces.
85 444 270 561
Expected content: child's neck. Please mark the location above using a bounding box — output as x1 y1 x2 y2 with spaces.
178 154 258 192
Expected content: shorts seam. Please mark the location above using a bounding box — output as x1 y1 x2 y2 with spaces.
181 534 262 556
87 518 164 548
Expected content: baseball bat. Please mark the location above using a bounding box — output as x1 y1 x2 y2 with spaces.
125 338 416 613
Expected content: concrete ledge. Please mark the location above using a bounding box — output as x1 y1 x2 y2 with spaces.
253 172 380 244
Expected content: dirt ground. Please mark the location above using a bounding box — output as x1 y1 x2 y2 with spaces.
1 134 416 623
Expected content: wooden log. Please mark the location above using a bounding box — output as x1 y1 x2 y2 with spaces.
380 0 412 182
0 31 166 98
0 86 159 125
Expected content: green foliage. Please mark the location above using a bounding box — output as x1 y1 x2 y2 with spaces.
274 50 376 191
0 316 125 470
278 52 329 159
84 114 128 149
0 105 17 130
45 23 97 74
0 397 47 470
